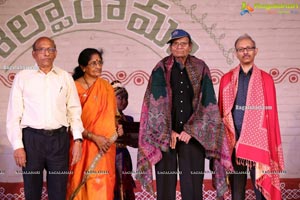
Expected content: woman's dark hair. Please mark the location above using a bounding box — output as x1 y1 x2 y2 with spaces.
72 48 103 80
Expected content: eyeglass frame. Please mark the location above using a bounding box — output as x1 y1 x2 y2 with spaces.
170 41 190 48
87 60 103 68
34 47 57 54
236 46 256 53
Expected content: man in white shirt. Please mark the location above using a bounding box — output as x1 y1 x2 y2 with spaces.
6 36 84 200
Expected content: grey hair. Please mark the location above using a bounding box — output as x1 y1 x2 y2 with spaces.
234 34 256 49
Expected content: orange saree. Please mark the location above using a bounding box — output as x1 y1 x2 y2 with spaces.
67 78 117 200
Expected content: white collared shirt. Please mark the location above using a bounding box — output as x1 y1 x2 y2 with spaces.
6 65 84 150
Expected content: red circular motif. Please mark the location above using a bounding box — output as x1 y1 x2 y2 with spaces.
134 76 144 86
270 69 279 78
116 71 126 81
8 73 15 82
289 75 298 83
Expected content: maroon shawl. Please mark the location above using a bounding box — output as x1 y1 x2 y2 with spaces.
136 54 230 197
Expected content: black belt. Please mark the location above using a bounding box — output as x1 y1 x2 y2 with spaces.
24 126 67 136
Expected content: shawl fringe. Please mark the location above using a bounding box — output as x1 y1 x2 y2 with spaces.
236 157 256 168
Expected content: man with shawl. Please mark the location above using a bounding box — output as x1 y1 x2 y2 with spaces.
218 34 284 200
136 29 228 200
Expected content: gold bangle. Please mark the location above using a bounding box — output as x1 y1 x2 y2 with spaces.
87 132 92 139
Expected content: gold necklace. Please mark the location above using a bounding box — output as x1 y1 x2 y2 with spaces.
83 76 90 89
82 76 98 100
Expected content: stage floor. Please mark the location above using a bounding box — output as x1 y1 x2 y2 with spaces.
0 179 299 199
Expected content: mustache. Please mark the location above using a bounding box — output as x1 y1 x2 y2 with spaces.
242 54 250 58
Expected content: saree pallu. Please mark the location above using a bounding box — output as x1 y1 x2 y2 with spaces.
67 78 117 200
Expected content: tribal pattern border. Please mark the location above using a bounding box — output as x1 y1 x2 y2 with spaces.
210 67 300 85
0 183 299 200
136 183 300 200
0 68 299 88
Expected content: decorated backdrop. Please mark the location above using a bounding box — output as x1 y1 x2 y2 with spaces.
0 0 299 199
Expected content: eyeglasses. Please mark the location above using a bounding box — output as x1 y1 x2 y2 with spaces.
88 60 103 68
34 48 56 54
171 42 189 48
236 46 256 53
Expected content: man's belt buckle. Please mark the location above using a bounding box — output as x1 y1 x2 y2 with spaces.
42 129 55 136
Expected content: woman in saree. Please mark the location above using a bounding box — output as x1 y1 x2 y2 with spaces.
67 48 119 200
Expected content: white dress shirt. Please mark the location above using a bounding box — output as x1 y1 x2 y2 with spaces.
6 65 84 150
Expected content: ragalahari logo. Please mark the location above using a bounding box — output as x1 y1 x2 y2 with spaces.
240 2 254 15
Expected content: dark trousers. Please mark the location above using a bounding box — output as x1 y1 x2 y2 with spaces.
22 127 69 200
229 150 266 200
155 138 205 200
